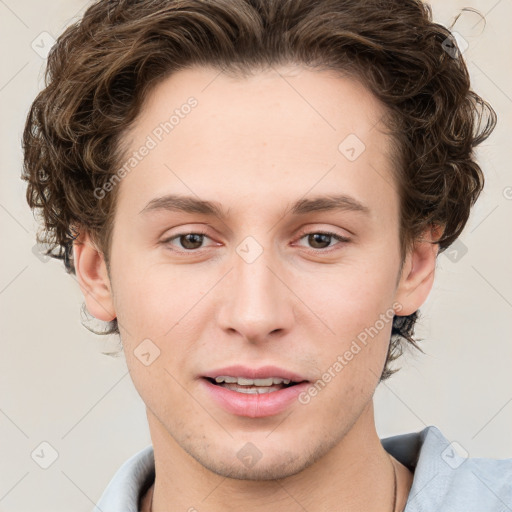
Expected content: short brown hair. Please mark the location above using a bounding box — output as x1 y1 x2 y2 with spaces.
22 0 496 380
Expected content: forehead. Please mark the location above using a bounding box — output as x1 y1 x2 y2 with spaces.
115 64 398 224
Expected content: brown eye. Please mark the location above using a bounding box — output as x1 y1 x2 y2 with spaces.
307 233 333 249
178 233 205 250
163 231 211 252
296 231 350 253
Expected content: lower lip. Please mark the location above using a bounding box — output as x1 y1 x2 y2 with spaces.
200 378 310 418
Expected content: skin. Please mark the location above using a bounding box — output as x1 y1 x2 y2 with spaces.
74 65 439 511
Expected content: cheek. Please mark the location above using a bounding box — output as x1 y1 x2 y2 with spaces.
308 315 392 420
111 262 204 406
300 259 397 389
308 259 398 336
111 254 203 338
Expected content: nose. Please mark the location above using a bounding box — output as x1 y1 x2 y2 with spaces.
215 239 295 344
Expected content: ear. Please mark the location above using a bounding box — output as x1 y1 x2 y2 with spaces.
73 229 116 322
394 225 442 316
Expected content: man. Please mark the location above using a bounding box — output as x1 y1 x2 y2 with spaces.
22 0 509 511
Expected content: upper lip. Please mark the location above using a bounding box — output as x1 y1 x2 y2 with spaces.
202 365 309 382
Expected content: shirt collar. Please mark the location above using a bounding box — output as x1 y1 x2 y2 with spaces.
93 425 481 512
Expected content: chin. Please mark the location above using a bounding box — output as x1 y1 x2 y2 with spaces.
198 454 308 481
184 436 334 482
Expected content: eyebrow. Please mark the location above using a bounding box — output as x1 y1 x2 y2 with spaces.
139 193 370 218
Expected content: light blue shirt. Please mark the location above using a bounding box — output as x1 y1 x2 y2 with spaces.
92 425 512 511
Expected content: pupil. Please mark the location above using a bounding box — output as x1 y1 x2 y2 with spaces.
309 233 330 249
181 234 203 249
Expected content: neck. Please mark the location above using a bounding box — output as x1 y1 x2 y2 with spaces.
143 401 412 512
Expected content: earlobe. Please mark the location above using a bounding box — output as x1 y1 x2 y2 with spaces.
394 225 442 316
73 230 116 322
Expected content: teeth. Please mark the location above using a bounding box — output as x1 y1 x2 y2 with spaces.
213 376 292 385
214 376 238 383
218 383 284 394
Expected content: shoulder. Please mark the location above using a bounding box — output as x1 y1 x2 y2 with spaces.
382 425 512 512
441 455 512 509
92 445 155 512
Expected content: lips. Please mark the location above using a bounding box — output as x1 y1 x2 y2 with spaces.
200 365 311 417
202 364 309 383
200 377 311 417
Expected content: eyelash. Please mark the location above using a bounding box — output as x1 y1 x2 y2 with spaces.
161 229 350 255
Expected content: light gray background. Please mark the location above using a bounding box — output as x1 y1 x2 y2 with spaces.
1 1 511 511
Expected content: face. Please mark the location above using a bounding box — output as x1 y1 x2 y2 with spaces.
76 65 437 480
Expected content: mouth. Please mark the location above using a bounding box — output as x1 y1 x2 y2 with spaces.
203 375 306 394
200 365 311 417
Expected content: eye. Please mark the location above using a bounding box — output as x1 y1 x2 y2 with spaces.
295 230 350 252
162 231 213 252
162 229 350 254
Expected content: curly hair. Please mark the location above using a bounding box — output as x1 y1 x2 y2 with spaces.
22 0 496 381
